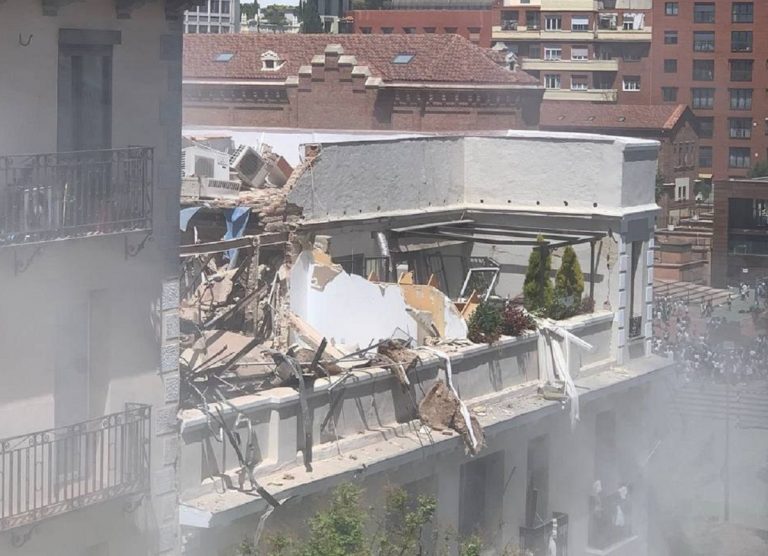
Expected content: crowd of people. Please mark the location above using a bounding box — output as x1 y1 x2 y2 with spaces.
652 288 768 385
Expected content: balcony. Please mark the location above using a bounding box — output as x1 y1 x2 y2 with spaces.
0 147 153 247
587 489 638 555
520 512 569 556
522 58 619 72
595 28 652 42
543 88 618 102
0 404 151 532
492 26 599 41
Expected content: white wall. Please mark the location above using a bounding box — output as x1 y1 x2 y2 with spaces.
289 133 660 222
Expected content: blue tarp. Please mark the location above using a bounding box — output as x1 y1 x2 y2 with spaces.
223 207 251 268
180 207 202 232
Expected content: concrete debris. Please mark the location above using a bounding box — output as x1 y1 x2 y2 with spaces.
419 380 486 455
419 381 459 431
377 339 420 386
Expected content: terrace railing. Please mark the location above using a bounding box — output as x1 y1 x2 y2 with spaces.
0 147 153 246
0 403 151 531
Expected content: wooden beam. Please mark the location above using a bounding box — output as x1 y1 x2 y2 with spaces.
180 233 288 257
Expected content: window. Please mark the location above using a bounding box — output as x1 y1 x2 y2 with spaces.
260 50 283 71
459 453 503 544
664 31 678 45
699 146 712 168
693 59 715 81
691 87 715 109
187 24 198 33
622 76 640 91
444 27 457 34
729 117 753 139
392 53 415 64
729 147 751 168
571 16 589 32
403 27 415 34
361 27 372 34
571 46 589 61
210 0 219 12
529 45 541 59
213 52 234 62
730 59 753 81
382 27 393 34
698 117 714 138
526 12 540 29
693 31 714 51
731 31 752 52
664 59 678 73
622 15 636 30
545 16 562 31
544 47 562 60
730 88 753 110
423 27 435 33
732 3 753 23
545 74 561 89
665 2 678 15
693 3 715 23
468 27 481 43
571 75 588 90
221 0 230 14
662 87 678 102
622 48 642 62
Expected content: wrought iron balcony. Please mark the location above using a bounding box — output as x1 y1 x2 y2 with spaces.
520 512 568 556
0 147 153 247
629 316 643 339
0 404 151 532
588 488 633 550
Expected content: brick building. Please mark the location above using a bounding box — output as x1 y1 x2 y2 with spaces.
182 34 543 131
540 102 700 225
491 0 653 104
651 1 768 181
346 3 495 47
712 177 768 287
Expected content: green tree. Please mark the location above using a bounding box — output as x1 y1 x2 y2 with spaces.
467 301 503 344
300 483 368 556
241 1 259 20
262 5 289 27
748 160 768 178
299 0 323 33
554 245 584 303
523 236 554 313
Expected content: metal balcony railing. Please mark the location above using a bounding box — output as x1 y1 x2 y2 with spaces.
588 489 632 550
629 316 643 339
0 147 153 247
0 404 151 531
520 512 568 556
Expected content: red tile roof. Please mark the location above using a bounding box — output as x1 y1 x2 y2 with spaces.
183 34 540 86
540 102 690 131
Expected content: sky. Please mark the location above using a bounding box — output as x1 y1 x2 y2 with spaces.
241 0 301 9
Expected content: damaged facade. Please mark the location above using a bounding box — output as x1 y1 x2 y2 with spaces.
177 132 673 556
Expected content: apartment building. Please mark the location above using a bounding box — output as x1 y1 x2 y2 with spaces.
712 177 768 287
491 0 653 104
177 132 673 556
184 0 240 33
651 1 768 181
345 0 495 47
0 1 188 554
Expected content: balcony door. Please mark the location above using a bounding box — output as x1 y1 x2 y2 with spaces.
58 43 113 153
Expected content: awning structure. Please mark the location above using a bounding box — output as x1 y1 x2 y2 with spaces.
390 219 607 302
390 220 605 249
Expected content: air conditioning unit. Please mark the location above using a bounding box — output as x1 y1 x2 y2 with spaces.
182 146 230 181
230 145 268 187
200 178 242 200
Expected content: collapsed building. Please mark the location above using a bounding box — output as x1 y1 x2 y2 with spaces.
177 132 673 556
